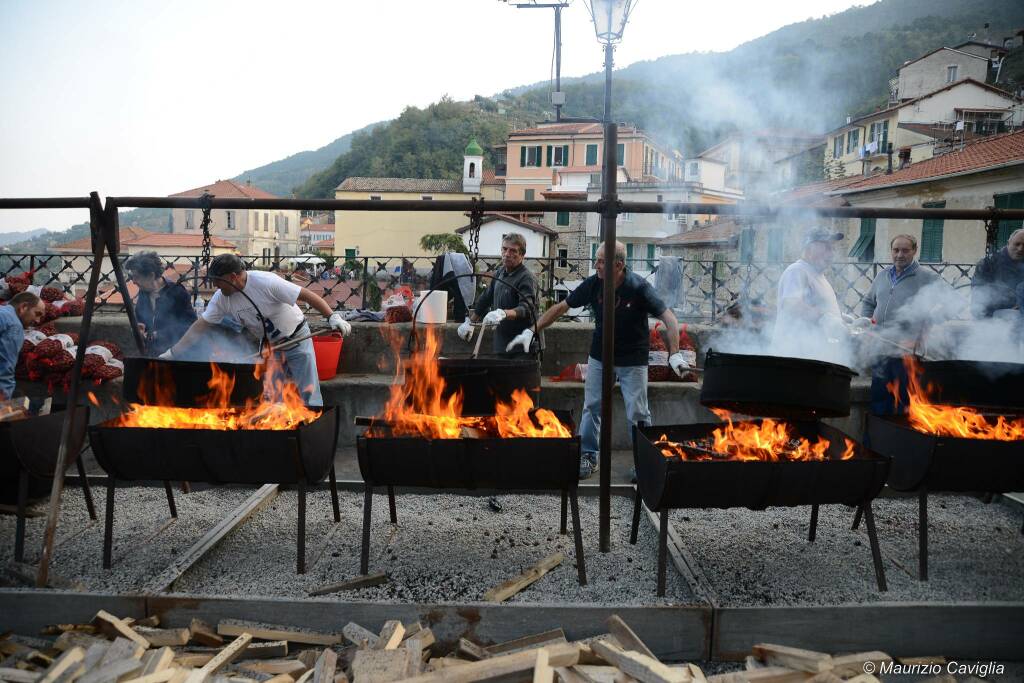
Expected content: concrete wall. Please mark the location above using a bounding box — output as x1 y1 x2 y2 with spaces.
898 49 988 101
462 220 549 258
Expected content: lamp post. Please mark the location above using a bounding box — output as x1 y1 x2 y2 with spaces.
584 0 635 553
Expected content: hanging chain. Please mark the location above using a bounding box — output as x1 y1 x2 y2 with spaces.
199 192 214 268
468 197 484 266
983 213 1000 256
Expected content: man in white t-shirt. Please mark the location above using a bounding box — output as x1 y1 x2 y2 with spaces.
773 227 845 353
161 254 351 406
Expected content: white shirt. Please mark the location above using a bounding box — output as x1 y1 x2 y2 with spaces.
203 270 304 342
776 259 840 320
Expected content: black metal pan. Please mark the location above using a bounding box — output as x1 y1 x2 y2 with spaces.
122 357 264 408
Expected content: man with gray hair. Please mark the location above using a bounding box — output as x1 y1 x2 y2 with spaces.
511 240 686 478
773 227 845 352
972 228 1024 319
458 232 540 355
1 291 46 400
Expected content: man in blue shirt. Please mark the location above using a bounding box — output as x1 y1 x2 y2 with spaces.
507 241 687 478
0 292 46 400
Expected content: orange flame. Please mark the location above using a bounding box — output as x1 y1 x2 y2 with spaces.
893 356 1024 441
372 327 570 439
655 408 856 462
110 352 319 430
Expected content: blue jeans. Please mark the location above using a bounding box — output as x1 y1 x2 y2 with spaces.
581 356 651 461
272 324 323 407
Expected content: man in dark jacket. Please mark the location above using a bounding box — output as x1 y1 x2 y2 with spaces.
861 234 941 329
458 232 540 355
971 228 1024 319
125 251 196 357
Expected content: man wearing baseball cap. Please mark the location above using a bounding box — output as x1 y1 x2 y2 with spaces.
773 227 844 348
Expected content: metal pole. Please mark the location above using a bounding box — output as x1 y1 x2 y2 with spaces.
104 204 147 354
554 5 562 122
598 41 617 553
36 192 106 587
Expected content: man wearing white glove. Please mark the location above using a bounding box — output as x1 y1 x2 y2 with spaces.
162 254 347 407
465 233 540 356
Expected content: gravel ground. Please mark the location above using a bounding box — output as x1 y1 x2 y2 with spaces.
672 493 1024 606
0 485 253 593
172 490 696 605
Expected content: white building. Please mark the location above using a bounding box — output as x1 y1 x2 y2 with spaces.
454 214 556 259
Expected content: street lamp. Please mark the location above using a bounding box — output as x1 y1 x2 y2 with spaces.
584 0 635 553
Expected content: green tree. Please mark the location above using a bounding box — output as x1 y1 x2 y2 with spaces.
419 233 469 255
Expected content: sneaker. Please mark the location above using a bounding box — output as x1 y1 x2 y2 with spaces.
579 454 599 480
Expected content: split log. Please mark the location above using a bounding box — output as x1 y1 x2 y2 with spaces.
42 625 98 637
311 650 336 683
374 623 405 651
349 650 410 683
389 642 579 682
98 639 145 667
0 668 42 683
828 652 891 679
707 668 812 683
483 629 566 657
605 617 655 661
227 643 288 661
341 625 378 650
563 665 632 683
455 640 487 662
38 647 85 683
173 657 214 669
233 661 306 677
589 640 686 683
533 649 554 683
121 669 181 683
91 613 150 651
188 622 222 649
138 650 175 677
132 630 188 649
55 634 106 653
307 574 388 597
81 643 112 673
76 659 142 683
217 623 338 648
262 676 294 683
184 634 253 683
482 553 563 603
751 645 832 674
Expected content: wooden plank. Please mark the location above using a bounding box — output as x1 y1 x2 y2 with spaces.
483 553 563 603
233 662 305 677
751 645 831 674
132 631 188 649
262 676 294 683
138 650 175 677
76 659 142 683
91 614 149 651
0 668 42 683
391 642 579 682
81 644 111 674
828 652 891 679
589 640 688 683
685 665 706 683
606 617 656 661
570 666 634 683
341 625 377 650
707 670 812 683
184 635 253 683
642 507 718 606
307 574 388 598
121 669 179 683
229 643 288 661
553 668 587 683
484 629 566 657
455 640 487 662
39 648 85 683
98 640 145 668
144 486 279 594
374 623 404 651
533 649 553 683
189 622 222 649
217 624 337 648
402 630 434 661
310 651 335 683
349 651 409 683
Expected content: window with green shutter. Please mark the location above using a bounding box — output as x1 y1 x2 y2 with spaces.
546 145 553 167
993 192 1024 248
586 144 598 165
646 243 656 269
739 228 754 263
920 201 945 262
848 218 876 262
556 211 570 227
616 143 625 165
520 146 526 168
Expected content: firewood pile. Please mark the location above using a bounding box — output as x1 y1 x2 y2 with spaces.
0 609 924 683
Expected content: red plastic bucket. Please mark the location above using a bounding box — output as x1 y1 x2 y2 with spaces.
312 333 344 381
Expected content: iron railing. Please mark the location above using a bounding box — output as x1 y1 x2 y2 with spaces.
1 251 978 323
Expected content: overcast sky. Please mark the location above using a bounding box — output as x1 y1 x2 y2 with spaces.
0 0 869 234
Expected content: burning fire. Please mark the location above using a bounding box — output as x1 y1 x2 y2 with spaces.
655 409 856 462
371 328 570 439
889 357 1024 441
96 352 319 430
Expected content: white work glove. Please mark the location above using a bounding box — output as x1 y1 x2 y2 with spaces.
482 309 507 326
841 312 872 330
505 328 534 354
328 312 352 336
457 316 475 341
668 351 688 378
158 349 174 360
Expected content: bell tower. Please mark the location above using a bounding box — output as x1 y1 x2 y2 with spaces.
463 138 484 194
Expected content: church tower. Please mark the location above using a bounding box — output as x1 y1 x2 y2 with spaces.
462 139 484 194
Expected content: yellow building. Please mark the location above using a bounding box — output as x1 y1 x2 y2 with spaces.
332 140 497 257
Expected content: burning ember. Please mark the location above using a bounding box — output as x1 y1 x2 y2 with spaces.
370 328 570 439
94 353 319 430
890 357 1024 441
655 409 856 462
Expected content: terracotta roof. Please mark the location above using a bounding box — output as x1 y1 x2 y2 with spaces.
336 177 465 193
301 223 335 233
830 129 1024 194
312 238 334 247
481 169 504 185
170 179 278 199
454 214 558 237
57 226 150 252
773 176 862 206
55 228 236 252
658 220 739 247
